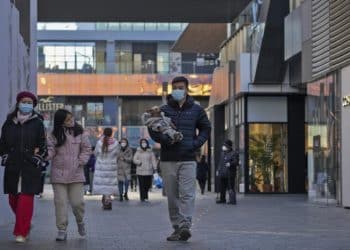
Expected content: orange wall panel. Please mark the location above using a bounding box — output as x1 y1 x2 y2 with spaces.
38 73 212 96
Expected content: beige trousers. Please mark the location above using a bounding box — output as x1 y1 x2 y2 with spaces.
52 183 85 231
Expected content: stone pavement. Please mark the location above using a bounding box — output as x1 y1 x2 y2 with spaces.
1 185 350 250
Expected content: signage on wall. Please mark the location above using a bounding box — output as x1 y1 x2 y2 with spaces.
343 95 350 107
38 96 65 111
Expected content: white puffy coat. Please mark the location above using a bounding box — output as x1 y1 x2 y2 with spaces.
93 139 119 195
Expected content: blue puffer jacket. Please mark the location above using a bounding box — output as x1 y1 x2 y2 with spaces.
149 95 211 162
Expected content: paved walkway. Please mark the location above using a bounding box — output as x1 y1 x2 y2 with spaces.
1 185 350 250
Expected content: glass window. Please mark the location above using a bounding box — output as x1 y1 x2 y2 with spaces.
248 124 288 193
87 103 104 126
157 52 169 74
38 42 96 73
133 23 145 31
95 23 108 30
108 23 120 30
169 23 182 31
306 75 340 202
120 22 132 31
157 23 169 31
145 23 157 31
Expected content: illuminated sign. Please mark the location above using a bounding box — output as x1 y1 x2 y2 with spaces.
38 96 65 111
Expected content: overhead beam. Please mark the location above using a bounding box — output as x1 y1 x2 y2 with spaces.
38 0 251 23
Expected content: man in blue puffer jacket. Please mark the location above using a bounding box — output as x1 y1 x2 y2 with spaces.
148 76 211 242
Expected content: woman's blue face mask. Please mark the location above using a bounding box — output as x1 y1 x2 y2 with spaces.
18 103 33 114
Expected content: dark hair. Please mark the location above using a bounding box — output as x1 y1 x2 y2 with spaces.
171 76 189 87
140 138 149 149
102 128 113 153
52 109 83 147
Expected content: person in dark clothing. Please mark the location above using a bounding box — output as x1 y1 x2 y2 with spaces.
148 76 211 242
196 155 209 195
84 147 96 194
0 91 48 243
217 139 239 205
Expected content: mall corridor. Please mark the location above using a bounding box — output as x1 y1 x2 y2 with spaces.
1 186 350 250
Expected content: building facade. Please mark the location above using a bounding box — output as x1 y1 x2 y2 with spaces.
207 0 350 207
37 22 214 147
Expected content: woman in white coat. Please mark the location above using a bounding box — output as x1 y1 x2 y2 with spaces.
93 128 119 210
133 138 157 202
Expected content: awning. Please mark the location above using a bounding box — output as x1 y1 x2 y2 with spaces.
171 23 227 54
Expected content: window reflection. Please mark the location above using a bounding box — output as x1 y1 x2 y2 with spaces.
38 42 96 73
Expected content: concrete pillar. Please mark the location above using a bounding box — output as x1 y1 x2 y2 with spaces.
103 97 118 126
341 65 350 207
105 40 116 73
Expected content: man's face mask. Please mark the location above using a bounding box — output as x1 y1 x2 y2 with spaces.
171 89 186 102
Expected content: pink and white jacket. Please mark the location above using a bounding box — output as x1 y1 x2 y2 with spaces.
47 131 91 184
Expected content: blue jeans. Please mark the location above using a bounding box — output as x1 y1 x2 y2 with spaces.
118 179 129 196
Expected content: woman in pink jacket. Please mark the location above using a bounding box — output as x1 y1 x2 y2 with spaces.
47 109 91 241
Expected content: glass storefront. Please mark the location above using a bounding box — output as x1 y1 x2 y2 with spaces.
248 124 288 193
306 75 340 203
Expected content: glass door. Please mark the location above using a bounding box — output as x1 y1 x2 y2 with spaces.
248 124 288 193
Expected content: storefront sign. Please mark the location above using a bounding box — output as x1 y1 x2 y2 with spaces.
38 96 65 111
343 95 350 107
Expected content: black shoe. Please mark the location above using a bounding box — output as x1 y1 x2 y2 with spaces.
216 200 226 204
166 229 180 241
178 227 191 241
119 195 123 202
124 193 129 201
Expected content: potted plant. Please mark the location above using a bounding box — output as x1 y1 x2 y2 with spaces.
249 134 279 192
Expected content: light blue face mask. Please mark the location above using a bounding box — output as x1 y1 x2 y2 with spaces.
171 89 186 102
18 103 33 114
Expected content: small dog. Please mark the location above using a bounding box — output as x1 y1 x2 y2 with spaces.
142 106 183 143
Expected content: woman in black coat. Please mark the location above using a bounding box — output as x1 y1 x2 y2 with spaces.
196 155 209 195
0 91 47 243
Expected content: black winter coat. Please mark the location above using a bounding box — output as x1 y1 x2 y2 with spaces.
0 112 48 194
149 95 211 162
196 161 209 180
218 150 239 178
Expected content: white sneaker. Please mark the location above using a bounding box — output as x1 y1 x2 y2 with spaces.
56 230 67 241
15 235 26 243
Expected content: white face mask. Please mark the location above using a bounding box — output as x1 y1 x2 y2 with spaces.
222 146 228 151
121 142 127 148
141 143 148 148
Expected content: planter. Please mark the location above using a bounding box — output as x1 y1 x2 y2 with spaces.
263 184 273 192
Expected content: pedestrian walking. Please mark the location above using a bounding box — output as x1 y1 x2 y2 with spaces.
133 139 157 202
47 109 91 241
117 138 133 201
0 91 47 243
148 76 211 241
216 139 239 205
84 147 96 195
93 128 119 209
197 155 209 195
